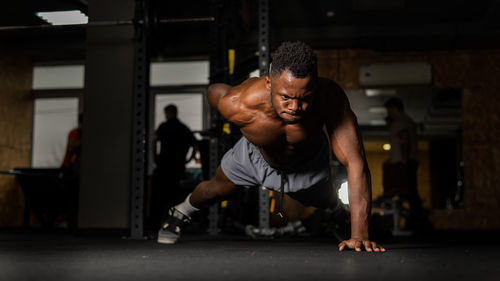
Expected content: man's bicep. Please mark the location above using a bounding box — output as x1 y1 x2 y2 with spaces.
330 107 366 168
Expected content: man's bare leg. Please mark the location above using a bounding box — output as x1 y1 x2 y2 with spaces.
157 166 238 244
188 166 239 209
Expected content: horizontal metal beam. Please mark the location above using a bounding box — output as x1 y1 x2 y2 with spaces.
0 17 215 32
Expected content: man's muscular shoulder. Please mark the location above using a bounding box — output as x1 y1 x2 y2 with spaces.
218 77 267 126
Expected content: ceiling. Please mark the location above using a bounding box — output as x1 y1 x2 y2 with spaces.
0 0 490 137
1 0 500 61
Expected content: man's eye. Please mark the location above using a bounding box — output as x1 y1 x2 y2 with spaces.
282 95 290 100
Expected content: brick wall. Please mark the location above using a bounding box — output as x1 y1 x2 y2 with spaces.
0 55 33 227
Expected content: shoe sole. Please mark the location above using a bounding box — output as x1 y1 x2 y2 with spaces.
157 237 178 244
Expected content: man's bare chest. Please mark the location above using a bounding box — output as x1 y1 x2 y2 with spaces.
240 118 322 150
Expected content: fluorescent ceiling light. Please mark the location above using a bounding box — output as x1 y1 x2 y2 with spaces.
368 106 387 114
370 119 386 126
36 10 88 25
365 89 397 97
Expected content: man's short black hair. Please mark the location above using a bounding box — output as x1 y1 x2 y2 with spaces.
384 97 404 111
164 104 178 115
270 41 317 78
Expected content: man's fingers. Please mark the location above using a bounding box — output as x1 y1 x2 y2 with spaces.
363 241 373 252
338 239 386 252
355 241 362 252
371 242 386 252
338 242 346 252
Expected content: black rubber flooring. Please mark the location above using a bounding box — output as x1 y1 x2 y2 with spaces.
1 230 499 281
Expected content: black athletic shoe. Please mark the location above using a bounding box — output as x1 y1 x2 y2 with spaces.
157 208 190 244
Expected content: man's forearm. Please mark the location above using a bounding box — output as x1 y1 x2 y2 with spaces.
347 166 372 239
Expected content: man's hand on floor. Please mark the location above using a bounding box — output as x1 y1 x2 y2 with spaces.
338 238 386 252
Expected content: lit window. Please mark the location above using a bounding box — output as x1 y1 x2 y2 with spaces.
32 98 79 167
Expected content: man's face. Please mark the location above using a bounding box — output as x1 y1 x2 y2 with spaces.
266 70 316 124
385 105 399 119
164 110 175 120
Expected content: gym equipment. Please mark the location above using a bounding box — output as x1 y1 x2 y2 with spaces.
0 168 78 229
257 0 271 231
1 0 262 239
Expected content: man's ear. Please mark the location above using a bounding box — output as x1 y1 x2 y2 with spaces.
265 75 271 90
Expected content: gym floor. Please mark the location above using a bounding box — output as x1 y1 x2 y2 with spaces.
1 230 498 281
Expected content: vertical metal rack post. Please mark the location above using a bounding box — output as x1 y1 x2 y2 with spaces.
130 0 149 239
207 0 229 235
258 0 270 230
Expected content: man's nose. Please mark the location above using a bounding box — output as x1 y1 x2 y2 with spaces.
288 100 300 112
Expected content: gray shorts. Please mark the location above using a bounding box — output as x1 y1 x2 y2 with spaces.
221 135 338 208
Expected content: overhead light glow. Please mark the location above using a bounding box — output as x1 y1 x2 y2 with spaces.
370 119 386 126
36 10 88 26
383 143 391 151
368 106 387 114
365 89 397 97
338 181 349 205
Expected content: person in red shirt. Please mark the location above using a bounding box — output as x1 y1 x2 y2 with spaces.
62 113 83 173
61 113 82 229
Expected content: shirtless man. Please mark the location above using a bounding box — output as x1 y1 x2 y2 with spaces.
158 41 385 252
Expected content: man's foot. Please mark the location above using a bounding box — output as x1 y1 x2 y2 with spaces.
157 208 191 244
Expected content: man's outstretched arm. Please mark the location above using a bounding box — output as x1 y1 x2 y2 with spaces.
327 92 385 252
